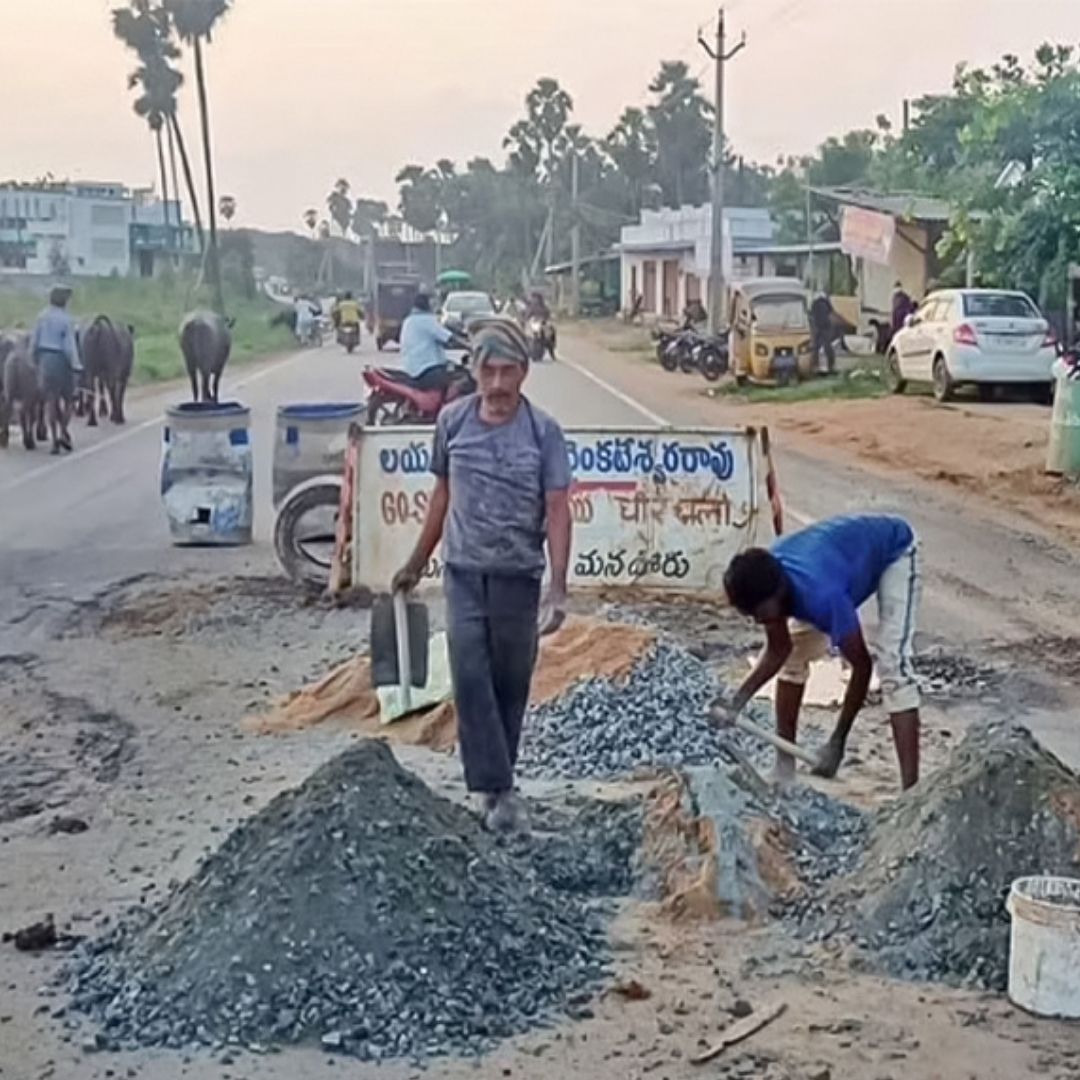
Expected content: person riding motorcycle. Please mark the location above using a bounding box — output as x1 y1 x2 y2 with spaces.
399 292 460 392
333 291 363 330
525 291 551 322
524 291 556 361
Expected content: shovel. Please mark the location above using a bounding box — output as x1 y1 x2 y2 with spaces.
709 706 819 770
371 592 430 714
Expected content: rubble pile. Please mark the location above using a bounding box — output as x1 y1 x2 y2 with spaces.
841 721 1080 988
67 742 613 1061
519 643 768 779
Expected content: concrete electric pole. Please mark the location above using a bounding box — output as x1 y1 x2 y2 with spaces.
570 150 581 317
699 8 746 336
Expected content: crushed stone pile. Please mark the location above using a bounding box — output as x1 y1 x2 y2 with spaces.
836 720 1080 989
66 742 613 1061
519 642 768 779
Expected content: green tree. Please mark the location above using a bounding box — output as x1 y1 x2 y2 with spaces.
350 197 388 238
647 61 712 207
112 0 205 254
525 77 573 265
165 0 232 314
218 194 236 223
604 107 657 213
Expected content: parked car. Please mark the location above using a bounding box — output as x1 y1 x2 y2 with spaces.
440 291 496 334
886 289 1056 403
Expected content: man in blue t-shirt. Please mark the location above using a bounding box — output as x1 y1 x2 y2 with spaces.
722 514 922 789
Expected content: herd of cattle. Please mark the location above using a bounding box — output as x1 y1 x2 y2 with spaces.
0 310 233 451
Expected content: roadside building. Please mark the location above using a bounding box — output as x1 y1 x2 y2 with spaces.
811 186 958 343
617 206 828 320
0 180 193 278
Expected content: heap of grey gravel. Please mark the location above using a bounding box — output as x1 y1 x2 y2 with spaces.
799 721 1080 989
519 642 768 779
66 742 612 1061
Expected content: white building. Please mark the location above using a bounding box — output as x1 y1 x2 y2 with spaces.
620 205 801 319
0 181 193 278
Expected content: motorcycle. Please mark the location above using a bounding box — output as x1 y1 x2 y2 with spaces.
362 360 476 426
526 316 557 362
653 327 698 373
337 323 360 354
688 334 729 382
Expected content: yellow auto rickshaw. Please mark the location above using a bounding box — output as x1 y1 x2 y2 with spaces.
729 278 814 386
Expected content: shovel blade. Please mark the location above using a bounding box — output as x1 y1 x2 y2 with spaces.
370 593 430 689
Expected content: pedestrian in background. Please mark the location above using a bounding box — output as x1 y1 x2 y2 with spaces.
393 324 573 833
809 291 836 375
31 285 80 454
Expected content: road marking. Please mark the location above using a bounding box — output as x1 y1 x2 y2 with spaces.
0 351 304 496
558 354 670 426
561 350 818 527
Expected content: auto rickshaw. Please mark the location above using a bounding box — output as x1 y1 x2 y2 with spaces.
372 278 420 351
729 278 814 386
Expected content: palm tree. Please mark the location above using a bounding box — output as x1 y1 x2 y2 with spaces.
327 178 352 237
112 1 205 256
525 77 573 266
303 208 318 237
219 194 236 223
165 0 232 314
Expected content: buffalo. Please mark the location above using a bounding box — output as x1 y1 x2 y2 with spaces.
0 332 46 451
180 311 232 403
77 316 134 426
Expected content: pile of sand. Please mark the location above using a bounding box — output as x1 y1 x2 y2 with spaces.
246 616 654 751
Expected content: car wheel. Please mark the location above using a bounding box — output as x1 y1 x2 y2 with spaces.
932 356 955 403
884 351 907 394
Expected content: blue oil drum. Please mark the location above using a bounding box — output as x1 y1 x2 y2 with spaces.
161 401 253 545
273 402 363 508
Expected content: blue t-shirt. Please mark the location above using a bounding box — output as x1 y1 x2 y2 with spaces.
772 515 914 646
400 311 453 378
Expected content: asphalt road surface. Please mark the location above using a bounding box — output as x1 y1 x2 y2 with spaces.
3 332 1079 768
0 338 646 643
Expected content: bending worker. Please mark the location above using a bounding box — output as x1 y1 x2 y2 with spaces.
393 325 573 833
721 514 922 790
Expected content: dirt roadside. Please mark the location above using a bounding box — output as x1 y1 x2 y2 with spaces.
561 323 1080 547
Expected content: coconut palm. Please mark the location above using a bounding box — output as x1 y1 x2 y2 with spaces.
165 0 232 313
219 195 237 223
327 179 352 237
303 208 318 237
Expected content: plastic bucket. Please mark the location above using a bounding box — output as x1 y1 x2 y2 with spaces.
161 401 253 546
1007 876 1080 1018
272 402 363 509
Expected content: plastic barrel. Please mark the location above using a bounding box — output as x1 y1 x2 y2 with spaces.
161 401 253 546
273 402 363 508
1007 876 1080 1018
1046 371 1080 479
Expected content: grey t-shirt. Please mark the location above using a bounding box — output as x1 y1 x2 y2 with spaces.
431 396 572 578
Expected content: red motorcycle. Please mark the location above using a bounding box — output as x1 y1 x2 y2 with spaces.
361 361 476 425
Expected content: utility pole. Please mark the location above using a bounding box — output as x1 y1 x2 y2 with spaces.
699 8 746 336
570 150 581 317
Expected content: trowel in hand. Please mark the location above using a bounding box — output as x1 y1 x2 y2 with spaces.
371 592 431 719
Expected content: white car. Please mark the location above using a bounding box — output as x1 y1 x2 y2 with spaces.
886 288 1057 403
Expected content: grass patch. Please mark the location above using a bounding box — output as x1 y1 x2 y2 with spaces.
709 363 889 404
0 276 293 385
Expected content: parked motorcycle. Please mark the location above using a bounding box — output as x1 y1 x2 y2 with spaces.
337 323 360 354
362 361 476 426
653 327 697 372
689 334 729 382
527 316 557 362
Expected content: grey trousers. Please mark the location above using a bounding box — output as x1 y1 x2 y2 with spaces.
444 567 541 794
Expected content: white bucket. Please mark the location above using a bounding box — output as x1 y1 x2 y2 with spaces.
1007 876 1080 1019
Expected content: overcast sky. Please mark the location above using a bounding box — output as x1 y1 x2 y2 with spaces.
11 0 1080 230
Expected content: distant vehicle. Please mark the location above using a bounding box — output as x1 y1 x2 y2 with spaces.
886 289 1057 404
372 279 421 351
440 291 496 333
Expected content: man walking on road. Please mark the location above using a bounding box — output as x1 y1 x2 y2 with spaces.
393 325 573 832
721 514 922 790
31 285 80 455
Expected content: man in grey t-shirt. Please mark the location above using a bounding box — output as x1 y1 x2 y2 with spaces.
393 323 572 833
